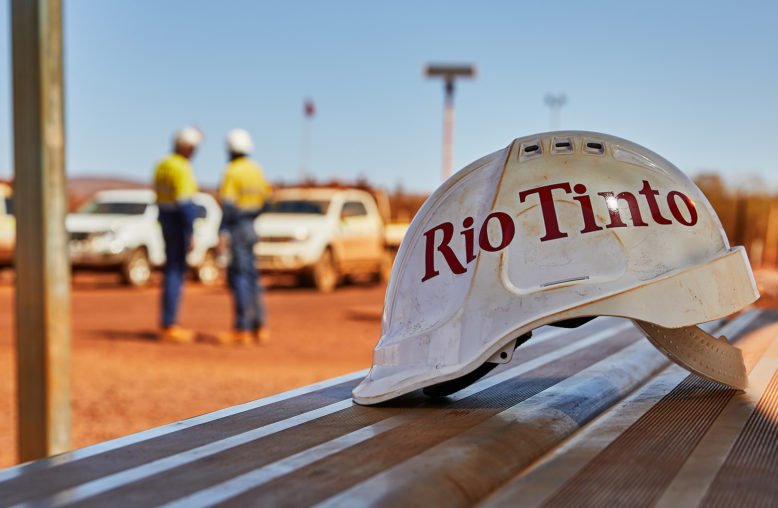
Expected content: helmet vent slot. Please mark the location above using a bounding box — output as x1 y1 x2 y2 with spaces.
541 275 590 287
552 138 574 154
519 140 543 161
584 140 604 155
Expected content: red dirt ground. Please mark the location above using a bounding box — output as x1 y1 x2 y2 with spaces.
0 270 384 468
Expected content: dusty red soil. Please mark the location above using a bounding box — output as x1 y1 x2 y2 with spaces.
0 270 384 468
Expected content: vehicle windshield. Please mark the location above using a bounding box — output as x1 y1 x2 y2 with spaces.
264 199 330 215
78 201 148 215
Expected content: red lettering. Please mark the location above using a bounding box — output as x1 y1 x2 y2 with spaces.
617 191 648 226
519 182 572 241
422 222 467 282
638 180 672 225
573 184 602 233
461 217 476 262
478 212 515 251
598 191 629 228
667 191 698 226
421 181 698 281
596 191 649 228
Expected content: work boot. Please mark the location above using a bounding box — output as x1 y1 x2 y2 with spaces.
217 330 254 346
255 327 270 345
159 325 195 344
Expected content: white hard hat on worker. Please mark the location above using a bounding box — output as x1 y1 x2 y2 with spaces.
174 126 204 149
352 131 759 405
226 128 254 155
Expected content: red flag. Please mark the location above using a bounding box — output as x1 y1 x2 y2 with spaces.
304 99 315 118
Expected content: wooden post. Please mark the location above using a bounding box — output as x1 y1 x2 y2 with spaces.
733 193 748 251
764 201 778 268
11 0 71 461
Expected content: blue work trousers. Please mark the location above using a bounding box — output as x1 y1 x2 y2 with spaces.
159 209 192 328
227 220 264 331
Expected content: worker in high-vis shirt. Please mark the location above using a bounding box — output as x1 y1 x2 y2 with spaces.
154 126 203 343
217 129 272 345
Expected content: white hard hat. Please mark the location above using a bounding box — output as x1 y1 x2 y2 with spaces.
353 131 759 405
174 126 203 148
226 128 254 154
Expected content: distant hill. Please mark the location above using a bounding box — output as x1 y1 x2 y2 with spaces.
67 176 150 211
7 175 428 220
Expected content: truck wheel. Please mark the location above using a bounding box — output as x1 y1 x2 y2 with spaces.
196 249 220 286
121 248 151 287
312 248 338 293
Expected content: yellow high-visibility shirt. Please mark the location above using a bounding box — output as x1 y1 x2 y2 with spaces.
219 157 271 210
154 153 198 205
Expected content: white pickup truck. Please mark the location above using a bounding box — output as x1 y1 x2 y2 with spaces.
66 189 222 286
255 186 401 292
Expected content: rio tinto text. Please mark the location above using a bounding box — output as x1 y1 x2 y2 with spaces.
421 180 697 282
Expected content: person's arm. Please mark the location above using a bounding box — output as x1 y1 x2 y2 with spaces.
217 174 240 254
254 165 272 215
175 159 199 245
179 200 198 236
258 165 272 203
219 199 240 231
218 166 240 231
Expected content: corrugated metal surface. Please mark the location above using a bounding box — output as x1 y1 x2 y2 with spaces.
1 311 777 508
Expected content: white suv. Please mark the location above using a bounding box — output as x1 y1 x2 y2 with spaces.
255 187 392 291
67 189 222 286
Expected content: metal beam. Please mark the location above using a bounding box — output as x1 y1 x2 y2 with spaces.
11 0 71 462
424 65 476 78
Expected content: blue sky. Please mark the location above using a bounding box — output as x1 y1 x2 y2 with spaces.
1 0 777 193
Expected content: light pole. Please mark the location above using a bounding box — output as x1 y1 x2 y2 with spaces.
425 64 476 182
300 98 315 182
544 93 567 131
